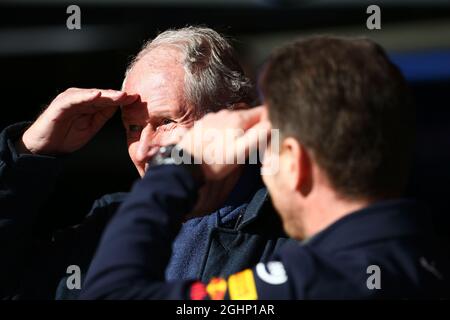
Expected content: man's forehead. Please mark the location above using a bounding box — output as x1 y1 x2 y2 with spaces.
124 71 171 94
124 55 185 94
121 47 188 120
122 72 186 116
125 47 183 83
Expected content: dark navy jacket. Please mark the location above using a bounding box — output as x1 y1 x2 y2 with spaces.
81 163 449 299
0 123 288 299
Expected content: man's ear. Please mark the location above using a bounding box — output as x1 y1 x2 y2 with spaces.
280 137 312 195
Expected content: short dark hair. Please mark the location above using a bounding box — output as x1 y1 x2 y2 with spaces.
260 36 415 200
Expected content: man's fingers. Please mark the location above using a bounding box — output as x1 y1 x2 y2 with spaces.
60 89 102 106
90 105 119 131
95 89 139 104
86 89 139 106
88 94 138 108
259 105 269 122
235 106 266 131
61 91 138 114
59 89 138 109
235 120 271 160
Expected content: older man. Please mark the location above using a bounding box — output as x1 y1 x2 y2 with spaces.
0 27 287 299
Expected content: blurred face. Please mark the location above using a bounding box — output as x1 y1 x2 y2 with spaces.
122 47 196 177
262 138 292 230
262 116 303 238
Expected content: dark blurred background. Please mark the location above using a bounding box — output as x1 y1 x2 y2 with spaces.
1 0 450 251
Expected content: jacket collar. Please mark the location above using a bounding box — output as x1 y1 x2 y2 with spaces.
299 199 432 253
238 187 270 229
223 164 264 208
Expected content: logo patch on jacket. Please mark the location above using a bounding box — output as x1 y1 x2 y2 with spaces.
228 269 258 300
190 281 208 300
206 277 227 300
255 261 288 285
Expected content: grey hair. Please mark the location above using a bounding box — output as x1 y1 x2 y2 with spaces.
125 26 254 117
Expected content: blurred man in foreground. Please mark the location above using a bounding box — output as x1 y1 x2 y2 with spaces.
81 36 448 299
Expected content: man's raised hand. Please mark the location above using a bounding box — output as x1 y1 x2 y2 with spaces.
17 88 138 155
178 105 271 181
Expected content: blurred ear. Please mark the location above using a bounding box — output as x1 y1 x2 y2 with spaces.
280 137 312 196
298 143 313 196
